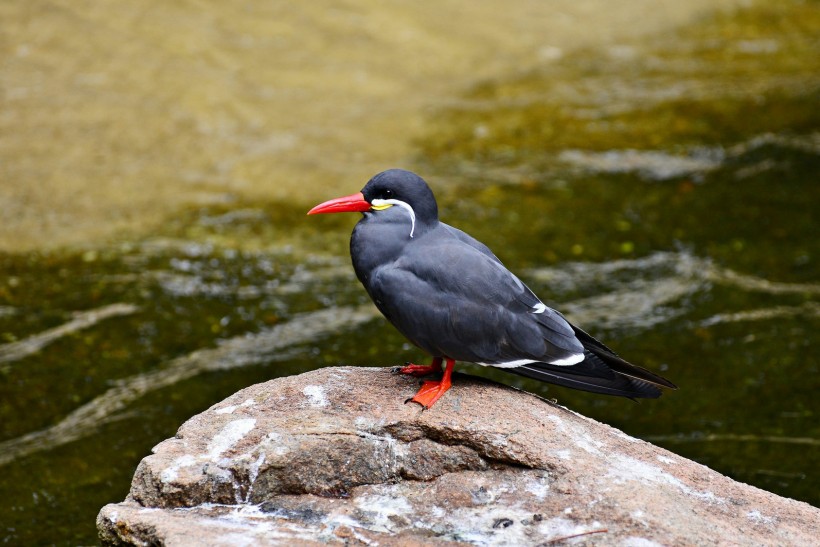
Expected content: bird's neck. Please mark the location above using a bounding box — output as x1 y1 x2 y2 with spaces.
350 216 436 281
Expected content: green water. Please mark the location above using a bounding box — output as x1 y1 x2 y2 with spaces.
2 2 819 545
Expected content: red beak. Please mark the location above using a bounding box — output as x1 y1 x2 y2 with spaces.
307 192 371 215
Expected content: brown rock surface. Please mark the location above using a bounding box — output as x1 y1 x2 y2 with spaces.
98 367 819 545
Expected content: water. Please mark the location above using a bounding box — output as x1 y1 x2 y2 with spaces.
1 1 819 544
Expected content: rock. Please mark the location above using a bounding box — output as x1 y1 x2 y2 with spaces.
98 367 819 546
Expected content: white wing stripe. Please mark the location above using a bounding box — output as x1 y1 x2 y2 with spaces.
477 359 537 368
477 352 584 368
549 353 585 366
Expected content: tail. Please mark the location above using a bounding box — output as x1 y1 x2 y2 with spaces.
509 326 677 399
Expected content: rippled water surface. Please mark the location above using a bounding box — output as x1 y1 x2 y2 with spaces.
1 1 819 544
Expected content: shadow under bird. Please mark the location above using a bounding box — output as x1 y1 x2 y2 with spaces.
308 169 676 408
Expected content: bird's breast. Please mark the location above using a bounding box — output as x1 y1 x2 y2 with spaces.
350 218 411 281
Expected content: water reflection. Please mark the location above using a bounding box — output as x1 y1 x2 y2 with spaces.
0 305 377 467
527 251 820 329
557 132 820 181
0 303 138 365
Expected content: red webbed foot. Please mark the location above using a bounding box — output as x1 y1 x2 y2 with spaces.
405 358 454 409
397 357 443 377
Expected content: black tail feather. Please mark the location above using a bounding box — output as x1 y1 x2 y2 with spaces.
571 325 677 390
511 352 663 399
507 324 676 399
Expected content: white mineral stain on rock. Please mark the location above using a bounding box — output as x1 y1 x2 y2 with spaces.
429 505 445 519
353 416 388 433
216 532 271 547
547 415 565 430
160 454 197 483
302 385 328 407
260 431 290 456
547 414 603 455
360 431 400 465
553 448 573 460
189 504 318 544
526 477 550 499
353 417 395 446
206 418 256 460
464 507 601 546
688 490 723 504
327 514 363 531
608 454 678 486
214 398 255 415
622 537 665 547
490 433 509 448
437 505 547 545
244 452 266 502
355 494 413 532
746 509 776 526
574 430 605 455
358 494 412 514
608 454 726 505
656 455 675 465
612 429 641 443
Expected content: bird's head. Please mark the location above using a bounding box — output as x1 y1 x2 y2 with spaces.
308 169 439 238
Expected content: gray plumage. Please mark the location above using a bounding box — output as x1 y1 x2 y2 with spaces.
349 169 675 398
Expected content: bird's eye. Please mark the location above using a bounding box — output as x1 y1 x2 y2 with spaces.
383 189 393 198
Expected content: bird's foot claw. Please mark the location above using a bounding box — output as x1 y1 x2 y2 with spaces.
407 380 451 409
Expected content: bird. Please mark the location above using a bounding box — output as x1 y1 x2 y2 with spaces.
308 169 676 408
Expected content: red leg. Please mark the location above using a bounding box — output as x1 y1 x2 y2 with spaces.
407 358 455 409
398 357 443 377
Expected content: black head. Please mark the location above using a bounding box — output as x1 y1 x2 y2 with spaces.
307 169 440 239
361 169 439 228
